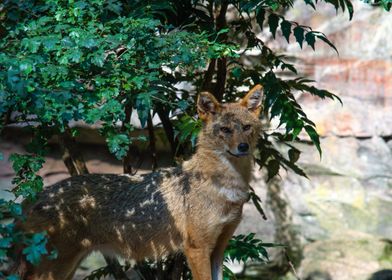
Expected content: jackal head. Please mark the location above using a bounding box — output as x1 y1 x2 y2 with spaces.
197 85 263 158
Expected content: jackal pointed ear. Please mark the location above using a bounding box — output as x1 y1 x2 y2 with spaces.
240 84 263 116
197 92 221 121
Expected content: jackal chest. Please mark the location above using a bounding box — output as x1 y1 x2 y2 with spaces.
205 196 245 226
217 186 249 204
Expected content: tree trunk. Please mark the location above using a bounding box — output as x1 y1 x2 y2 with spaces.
156 106 177 160
201 58 216 92
214 57 227 102
58 129 89 176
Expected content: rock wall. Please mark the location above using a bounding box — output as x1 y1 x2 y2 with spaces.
237 2 392 279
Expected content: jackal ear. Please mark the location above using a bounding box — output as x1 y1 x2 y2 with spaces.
197 92 221 121
240 84 263 116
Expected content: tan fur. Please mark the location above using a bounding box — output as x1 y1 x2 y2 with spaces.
14 86 263 280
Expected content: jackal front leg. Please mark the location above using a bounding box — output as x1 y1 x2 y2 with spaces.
211 223 239 280
184 227 215 280
184 243 212 280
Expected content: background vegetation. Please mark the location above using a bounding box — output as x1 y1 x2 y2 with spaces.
0 0 390 279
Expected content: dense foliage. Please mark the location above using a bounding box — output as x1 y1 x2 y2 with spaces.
0 0 389 279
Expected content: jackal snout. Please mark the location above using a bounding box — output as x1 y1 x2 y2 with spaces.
237 142 249 153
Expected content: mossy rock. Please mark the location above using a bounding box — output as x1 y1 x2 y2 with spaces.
299 233 392 280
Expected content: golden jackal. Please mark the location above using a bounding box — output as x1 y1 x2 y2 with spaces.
15 85 263 280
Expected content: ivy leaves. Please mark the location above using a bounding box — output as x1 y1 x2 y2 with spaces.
175 115 202 148
9 154 45 200
22 232 57 266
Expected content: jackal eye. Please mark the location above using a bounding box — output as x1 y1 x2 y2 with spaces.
243 125 251 131
220 127 232 133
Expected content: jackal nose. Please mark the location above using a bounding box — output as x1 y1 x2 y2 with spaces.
238 143 249 153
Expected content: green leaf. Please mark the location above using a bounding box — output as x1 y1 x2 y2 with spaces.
305 125 322 156
135 93 152 128
343 0 354 19
6 275 20 280
217 28 230 36
288 148 301 163
256 8 266 31
177 100 189 111
314 32 339 54
249 187 267 220
223 264 237 280
69 49 83 63
175 115 202 148
106 0 123 15
293 26 305 48
304 0 316 9
380 0 391 11
305 31 316 50
91 52 105 67
22 233 48 266
281 63 298 74
225 233 273 263
9 202 22 217
232 67 242 78
106 133 131 160
0 237 12 249
280 20 292 43
267 159 280 181
268 14 280 39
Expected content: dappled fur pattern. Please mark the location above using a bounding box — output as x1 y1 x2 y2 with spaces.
13 85 263 280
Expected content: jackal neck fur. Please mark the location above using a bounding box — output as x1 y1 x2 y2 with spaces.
183 144 251 202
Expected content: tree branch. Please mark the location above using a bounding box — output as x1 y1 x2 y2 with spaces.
201 58 216 92
122 103 133 174
213 1 228 101
214 57 227 102
147 112 158 171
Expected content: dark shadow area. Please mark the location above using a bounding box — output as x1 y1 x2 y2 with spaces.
368 269 392 280
14 168 197 278
305 270 332 280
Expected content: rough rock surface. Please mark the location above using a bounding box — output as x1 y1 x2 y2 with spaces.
235 2 392 279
